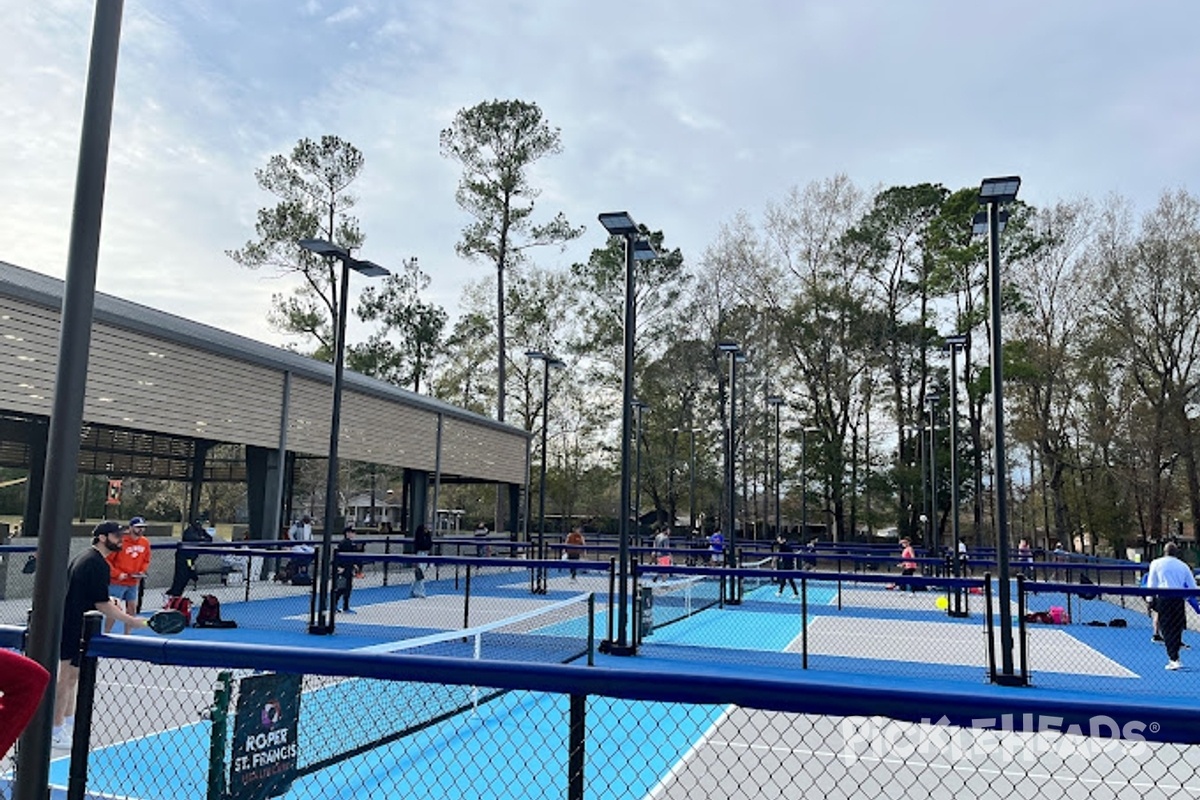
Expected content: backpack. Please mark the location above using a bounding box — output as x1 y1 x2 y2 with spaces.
195 594 237 629
165 595 193 626
1079 574 1099 601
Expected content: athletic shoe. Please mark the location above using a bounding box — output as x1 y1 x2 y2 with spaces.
776 589 783 596
341 608 355 614
51 730 70 750
1152 634 1164 642
1166 660 1182 671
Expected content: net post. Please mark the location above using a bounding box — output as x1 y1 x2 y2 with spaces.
463 564 473 630
207 671 233 800
383 534 391 587
244 556 251 603
588 593 595 666
606 558 616 645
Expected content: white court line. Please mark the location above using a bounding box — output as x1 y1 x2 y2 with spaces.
643 706 736 800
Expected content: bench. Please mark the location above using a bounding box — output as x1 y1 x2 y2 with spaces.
189 554 242 588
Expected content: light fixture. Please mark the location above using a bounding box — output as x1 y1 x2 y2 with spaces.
598 212 639 236
978 176 1022 204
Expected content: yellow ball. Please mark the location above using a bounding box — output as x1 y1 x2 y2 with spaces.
935 596 949 610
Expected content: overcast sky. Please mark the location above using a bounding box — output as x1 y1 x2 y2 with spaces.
3 1 1198 347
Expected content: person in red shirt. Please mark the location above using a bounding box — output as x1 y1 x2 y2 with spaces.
106 516 152 633
0 649 50 760
899 538 918 593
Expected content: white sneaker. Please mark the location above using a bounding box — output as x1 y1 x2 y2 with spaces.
51 730 70 749
1166 660 1182 671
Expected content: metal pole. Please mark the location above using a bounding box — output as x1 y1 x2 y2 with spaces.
16 4 124 796
774 402 782 538
537 359 551 581
689 428 697 535
949 343 966 616
311 257 351 635
800 428 809 541
726 353 737 566
929 401 938 556
634 404 643 539
988 201 1017 680
614 234 636 653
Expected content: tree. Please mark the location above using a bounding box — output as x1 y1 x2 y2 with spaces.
440 99 584 424
351 258 447 393
227 135 367 358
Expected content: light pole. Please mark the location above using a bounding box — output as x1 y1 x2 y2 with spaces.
633 399 649 538
598 211 656 654
800 426 819 541
298 238 389 635
927 391 940 557
944 333 969 616
527 350 564 594
766 395 785 539
717 341 743 556
975 174 1022 683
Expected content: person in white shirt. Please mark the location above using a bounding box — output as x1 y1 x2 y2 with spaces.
1145 542 1200 670
290 515 313 542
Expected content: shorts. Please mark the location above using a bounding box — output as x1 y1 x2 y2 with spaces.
109 583 139 602
60 625 84 667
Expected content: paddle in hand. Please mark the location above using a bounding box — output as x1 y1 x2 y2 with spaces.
147 609 187 635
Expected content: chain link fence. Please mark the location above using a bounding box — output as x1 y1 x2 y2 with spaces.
17 620 1200 800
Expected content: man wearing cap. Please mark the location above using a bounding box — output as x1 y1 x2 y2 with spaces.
54 521 148 747
106 516 152 634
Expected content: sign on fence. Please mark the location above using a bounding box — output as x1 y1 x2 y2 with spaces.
230 672 301 800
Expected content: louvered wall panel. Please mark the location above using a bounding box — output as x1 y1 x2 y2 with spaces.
441 418 528 485
0 290 528 484
285 376 439 468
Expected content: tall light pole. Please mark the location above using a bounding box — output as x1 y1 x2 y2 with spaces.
632 399 649 538
598 211 656 654
975 174 1021 683
717 342 744 566
800 426 819 541
766 395 785 539
527 350 564 594
299 238 389 635
944 334 969 616
927 391 940 557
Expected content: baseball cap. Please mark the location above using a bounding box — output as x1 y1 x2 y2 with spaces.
129 516 147 528
92 520 123 540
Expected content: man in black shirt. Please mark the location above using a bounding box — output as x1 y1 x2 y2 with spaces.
333 525 363 613
53 521 147 747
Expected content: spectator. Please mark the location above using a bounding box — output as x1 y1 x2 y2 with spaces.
474 522 490 557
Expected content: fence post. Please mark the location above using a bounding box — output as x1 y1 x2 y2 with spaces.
463 564 473 630
207 671 233 800
1016 574 1029 685
801 576 808 670
984 572 997 681
66 612 104 800
568 694 586 800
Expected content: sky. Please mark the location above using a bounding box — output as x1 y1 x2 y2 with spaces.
2 0 1198 348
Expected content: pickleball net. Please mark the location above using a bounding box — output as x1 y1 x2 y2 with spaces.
217 592 596 782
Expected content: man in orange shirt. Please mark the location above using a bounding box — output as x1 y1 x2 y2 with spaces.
106 516 152 633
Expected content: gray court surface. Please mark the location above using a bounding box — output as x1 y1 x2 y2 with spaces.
803 616 1138 677
644 706 1200 800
